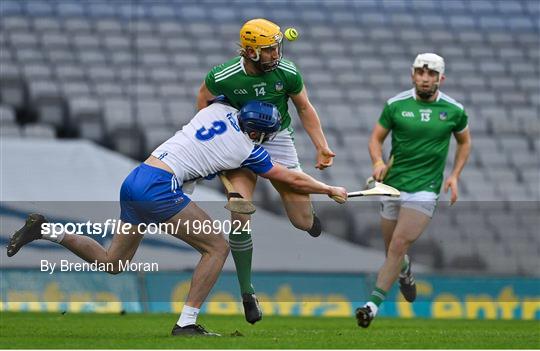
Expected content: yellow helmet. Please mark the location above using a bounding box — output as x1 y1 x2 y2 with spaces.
240 19 283 71
240 18 283 50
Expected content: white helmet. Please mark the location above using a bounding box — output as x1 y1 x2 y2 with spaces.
412 53 445 77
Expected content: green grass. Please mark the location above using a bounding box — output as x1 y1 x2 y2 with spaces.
1 312 539 349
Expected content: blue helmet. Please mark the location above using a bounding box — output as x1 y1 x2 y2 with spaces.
238 101 281 144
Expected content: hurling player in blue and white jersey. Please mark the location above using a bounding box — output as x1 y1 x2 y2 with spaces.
7 99 347 336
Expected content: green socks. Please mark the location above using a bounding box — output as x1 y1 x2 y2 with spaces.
229 230 254 294
367 255 406 310
369 287 387 307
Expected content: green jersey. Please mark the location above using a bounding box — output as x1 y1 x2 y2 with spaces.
205 56 304 131
379 89 469 194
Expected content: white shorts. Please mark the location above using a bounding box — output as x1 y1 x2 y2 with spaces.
261 127 302 170
380 191 438 220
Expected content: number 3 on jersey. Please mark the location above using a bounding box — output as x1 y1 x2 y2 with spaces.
195 120 227 141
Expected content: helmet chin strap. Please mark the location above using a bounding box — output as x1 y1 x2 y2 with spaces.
260 60 278 72
250 132 265 145
248 57 278 73
247 44 282 73
246 49 268 74
250 48 261 62
244 130 266 145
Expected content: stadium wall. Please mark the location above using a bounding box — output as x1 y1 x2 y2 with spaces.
1 269 539 320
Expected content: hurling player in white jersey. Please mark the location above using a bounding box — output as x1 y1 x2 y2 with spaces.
7 99 347 337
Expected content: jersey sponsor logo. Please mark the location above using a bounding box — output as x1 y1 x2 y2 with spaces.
275 81 284 91
439 111 448 120
419 109 432 122
233 88 248 95
401 111 415 118
252 82 267 88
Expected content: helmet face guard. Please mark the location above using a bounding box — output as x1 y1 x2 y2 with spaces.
238 101 281 144
254 40 283 72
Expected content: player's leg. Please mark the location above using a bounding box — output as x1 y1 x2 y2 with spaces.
165 202 230 309
59 221 143 273
264 128 321 236
37 163 149 272
380 220 397 252
224 167 261 324
392 193 438 303
356 207 431 328
380 199 413 299
163 201 228 336
7 214 143 274
377 207 430 290
131 162 225 336
269 179 320 235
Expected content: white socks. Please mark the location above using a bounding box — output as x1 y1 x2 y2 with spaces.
42 231 65 244
177 305 200 327
365 301 378 317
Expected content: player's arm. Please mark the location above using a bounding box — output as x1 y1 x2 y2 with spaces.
196 81 216 111
368 123 391 181
261 164 346 202
289 87 335 170
242 145 346 202
444 127 471 205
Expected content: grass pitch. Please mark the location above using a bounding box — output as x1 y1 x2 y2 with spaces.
1 312 538 349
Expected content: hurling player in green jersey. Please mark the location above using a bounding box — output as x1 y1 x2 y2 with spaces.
197 19 335 324
356 53 472 328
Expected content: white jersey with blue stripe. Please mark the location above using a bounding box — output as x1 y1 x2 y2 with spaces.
151 103 273 183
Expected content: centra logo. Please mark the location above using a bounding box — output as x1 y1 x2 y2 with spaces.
233 89 248 95
401 111 415 118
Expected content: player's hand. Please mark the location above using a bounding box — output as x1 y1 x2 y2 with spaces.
444 175 459 205
329 186 348 204
315 147 336 170
372 161 387 181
